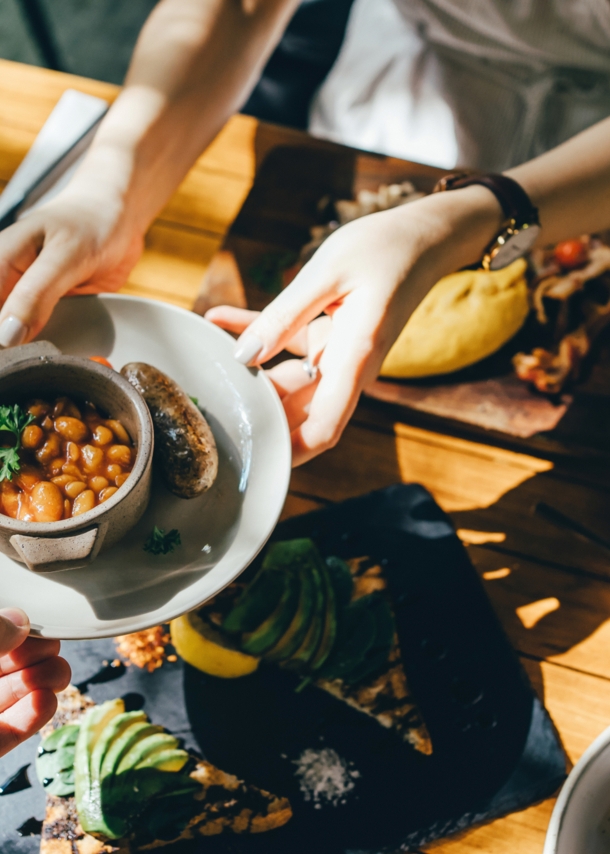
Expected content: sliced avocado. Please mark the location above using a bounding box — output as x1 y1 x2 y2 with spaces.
39 723 80 753
315 596 377 682
75 699 126 837
283 559 325 669
36 723 80 797
325 556 353 608
240 569 300 656
116 732 178 776
91 711 148 784
343 596 395 685
136 748 190 773
264 561 317 662
222 569 285 633
309 559 337 672
100 720 160 781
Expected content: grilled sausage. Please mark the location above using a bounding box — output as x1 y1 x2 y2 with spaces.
121 362 218 499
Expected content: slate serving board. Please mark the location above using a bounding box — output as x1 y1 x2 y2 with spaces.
0 484 566 853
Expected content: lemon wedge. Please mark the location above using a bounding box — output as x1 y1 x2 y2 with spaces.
380 258 529 378
170 612 260 678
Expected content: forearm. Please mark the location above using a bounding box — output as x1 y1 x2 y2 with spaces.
401 115 610 301
507 116 610 245
67 0 298 234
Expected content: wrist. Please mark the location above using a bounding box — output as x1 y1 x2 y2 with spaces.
415 185 506 277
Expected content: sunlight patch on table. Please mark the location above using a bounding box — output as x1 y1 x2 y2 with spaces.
482 567 512 580
549 618 610 681
393 422 553 511
516 597 561 629
457 528 507 545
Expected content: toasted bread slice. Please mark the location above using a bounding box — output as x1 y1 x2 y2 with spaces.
316 556 432 755
40 687 291 853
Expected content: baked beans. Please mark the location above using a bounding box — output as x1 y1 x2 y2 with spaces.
0 397 135 522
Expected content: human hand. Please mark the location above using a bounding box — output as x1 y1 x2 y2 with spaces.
0 608 71 758
207 187 503 465
0 184 143 348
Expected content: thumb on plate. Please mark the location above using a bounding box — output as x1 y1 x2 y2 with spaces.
0 608 30 656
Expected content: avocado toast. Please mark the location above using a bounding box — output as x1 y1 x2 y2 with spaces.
38 686 292 853
175 539 432 756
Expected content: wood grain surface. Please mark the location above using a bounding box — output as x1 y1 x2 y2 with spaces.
2 58 610 854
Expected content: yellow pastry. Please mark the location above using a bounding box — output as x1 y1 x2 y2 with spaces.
380 258 529 378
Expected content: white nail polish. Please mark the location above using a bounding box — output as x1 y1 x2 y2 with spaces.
234 333 264 365
0 315 27 348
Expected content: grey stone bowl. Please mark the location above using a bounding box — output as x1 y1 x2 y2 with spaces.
0 341 153 572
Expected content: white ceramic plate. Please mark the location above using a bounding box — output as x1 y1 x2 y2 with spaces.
0 295 291 639
544 725 610 854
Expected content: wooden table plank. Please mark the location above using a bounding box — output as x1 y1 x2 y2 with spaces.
469 546 610 681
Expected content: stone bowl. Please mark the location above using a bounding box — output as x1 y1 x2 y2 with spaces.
0 341 153 572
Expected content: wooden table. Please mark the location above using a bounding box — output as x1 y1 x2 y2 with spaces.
2 58 610 854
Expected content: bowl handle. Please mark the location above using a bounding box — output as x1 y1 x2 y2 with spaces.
0 340 61 369
9 523 107 573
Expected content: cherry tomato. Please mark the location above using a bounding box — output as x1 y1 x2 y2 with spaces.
89 356 114 369
553 239 588 269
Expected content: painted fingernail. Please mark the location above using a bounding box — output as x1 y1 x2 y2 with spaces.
234 333 263 365
0 608 29 629
0 315 27 348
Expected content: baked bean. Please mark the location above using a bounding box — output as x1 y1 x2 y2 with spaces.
21 424 43 449
30 481 63 522
55 417 88 443
73 489 95 516
89 476 109 494
65 480 87 499
106 464 122 481
81 444 104 473
51 475 77 489
92 425 113 446
1 483 19 519
16 469 40 492
99 486 118 503
66 442 80 462
105 420 130 444
2 396 135 522
27 401 50 420
62 463 85 480
63 400 81 419
107 445 131 467
49 458 64 476
36 434 62 464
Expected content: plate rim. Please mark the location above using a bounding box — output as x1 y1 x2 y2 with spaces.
543 723 610 853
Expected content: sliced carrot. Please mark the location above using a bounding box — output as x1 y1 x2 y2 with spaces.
89 356 114 370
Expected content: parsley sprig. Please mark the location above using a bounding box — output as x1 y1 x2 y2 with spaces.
144 526 182 555
0 404 34 482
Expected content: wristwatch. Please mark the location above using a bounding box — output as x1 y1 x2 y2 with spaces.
433 172 541 270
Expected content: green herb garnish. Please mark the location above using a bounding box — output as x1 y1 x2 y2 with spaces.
189 395 199 406
144 526 182 555
0 404 34 481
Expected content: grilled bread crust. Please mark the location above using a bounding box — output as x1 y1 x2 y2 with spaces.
315 556 432 755
40 688 291 853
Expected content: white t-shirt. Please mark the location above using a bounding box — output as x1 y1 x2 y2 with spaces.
310 0 610 170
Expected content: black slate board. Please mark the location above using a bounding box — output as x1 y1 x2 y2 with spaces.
0 484 566 853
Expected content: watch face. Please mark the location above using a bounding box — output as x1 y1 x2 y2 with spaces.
489 224 541 270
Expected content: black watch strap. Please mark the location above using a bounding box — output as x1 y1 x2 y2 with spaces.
433 172 539 227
